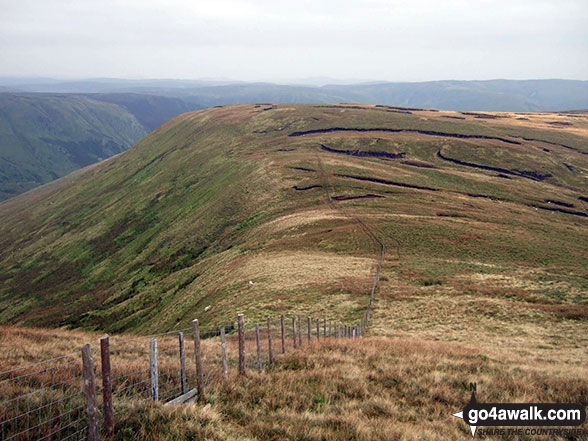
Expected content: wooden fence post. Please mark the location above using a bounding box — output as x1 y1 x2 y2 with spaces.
82 344 99 441
192 320 205 400
280 314 286 354
238 314 246 376
316 319 320 341
323 318 326 338
329 320 332 337
292 316 297 348
178 332 186 395
100 336 114 437
307 316 312 342
150 338 158 401
297 316 302 346
267 317 274 365
220 325 228 379
255 323 262 373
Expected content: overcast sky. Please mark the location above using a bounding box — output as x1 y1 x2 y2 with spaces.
1 0 587 82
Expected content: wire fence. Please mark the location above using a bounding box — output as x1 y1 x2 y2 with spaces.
0 314 359 440
0 353 87 441
0 147 383 440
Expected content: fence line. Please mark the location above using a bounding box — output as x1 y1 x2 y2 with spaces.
316 152 385 334
0 312 359 440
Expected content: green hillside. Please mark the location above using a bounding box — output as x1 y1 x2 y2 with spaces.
0 93 146 200
1 104 587 440
0 104 586 340
0 93 196 201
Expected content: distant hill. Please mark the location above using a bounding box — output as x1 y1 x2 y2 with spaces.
0 93 196 200
3 78 588 111
82 93 195 131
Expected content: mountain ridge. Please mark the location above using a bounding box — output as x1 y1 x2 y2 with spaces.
1 104 586 335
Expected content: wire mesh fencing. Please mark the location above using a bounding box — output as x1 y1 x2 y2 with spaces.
0 353 87 441
1 313 360 440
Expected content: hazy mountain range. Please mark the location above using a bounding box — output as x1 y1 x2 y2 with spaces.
1 78 587 201
3 78 588 111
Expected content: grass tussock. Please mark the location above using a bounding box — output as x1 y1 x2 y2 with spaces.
109 338 586 441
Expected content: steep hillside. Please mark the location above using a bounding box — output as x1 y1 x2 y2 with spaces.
0 93 146 200
82 93 196 131
0 104 586 344
0 93 196 201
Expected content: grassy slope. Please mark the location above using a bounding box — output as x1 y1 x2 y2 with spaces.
0 104 586 336
0 93 147 200
1 326 585 441
0 104 586 439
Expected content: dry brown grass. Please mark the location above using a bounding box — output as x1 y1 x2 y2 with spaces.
109 338 586 441
2 326 585 440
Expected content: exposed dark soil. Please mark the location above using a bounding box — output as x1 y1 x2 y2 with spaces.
460 112 508 119
436 212 468 218
465 193 501 201
288 166 316 172
276 148 296 152
375 105 427 112
289 127 522 145
563 163 574 172
385 109 413 115
521 137 586 155
335 174 439 192
331 194 385 201
401 161 437 169
292 185 322 191
579 196 588 203
436 150 552 181
335 171 586 218
441 115 466 120
316 105 370 110
496 174 512 179
532 205 587 218
317 105 414 114
547 121 573 127
320 144 405 159
545 200 575 208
